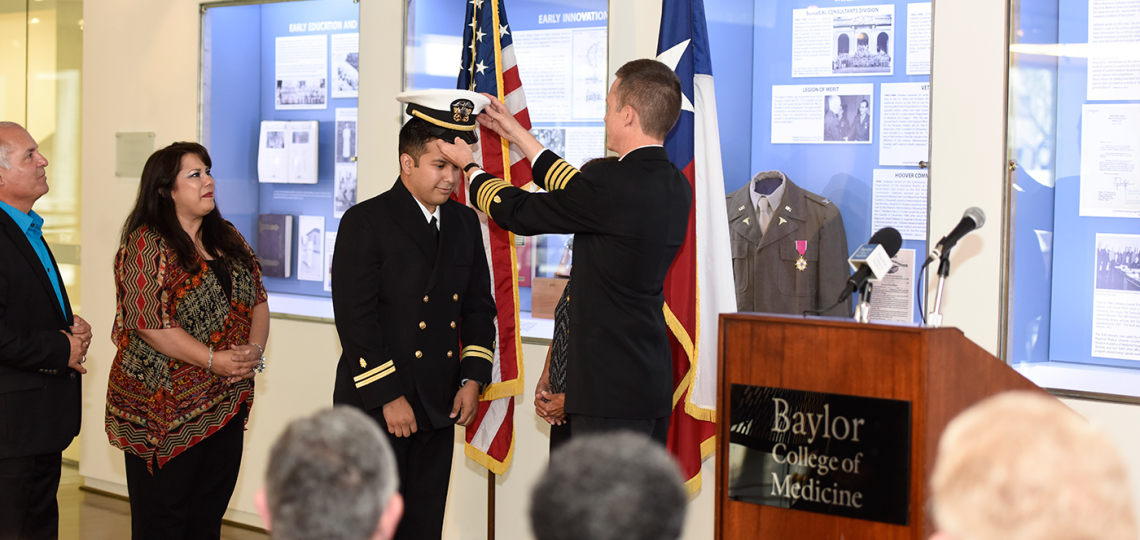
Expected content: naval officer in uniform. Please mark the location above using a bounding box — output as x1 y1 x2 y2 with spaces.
332 90 498 540
438 59 691 445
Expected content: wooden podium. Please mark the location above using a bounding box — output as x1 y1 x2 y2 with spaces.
716 313 1044 540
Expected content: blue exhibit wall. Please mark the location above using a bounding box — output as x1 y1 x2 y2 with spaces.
206 4 262 256
1049 0 1140 367
208 0 359 298
706 0 755 191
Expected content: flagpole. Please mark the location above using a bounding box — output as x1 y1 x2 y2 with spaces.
488 471 496 540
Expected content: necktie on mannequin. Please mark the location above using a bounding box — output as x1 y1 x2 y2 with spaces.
757 198 772 235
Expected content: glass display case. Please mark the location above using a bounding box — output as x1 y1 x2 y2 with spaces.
1007 0 1140 398
201 0 360 319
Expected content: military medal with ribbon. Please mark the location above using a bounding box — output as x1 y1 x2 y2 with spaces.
795 240 808 271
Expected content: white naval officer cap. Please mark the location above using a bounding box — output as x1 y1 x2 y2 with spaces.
395 89 491 144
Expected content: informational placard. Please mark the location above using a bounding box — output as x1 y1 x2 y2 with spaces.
872 169 927 240
792 4 895 78
906 3 931 76
331 32 359 99
879 82 929 166
297 215 325 282
771 84 874 144
868 249 916 323
1087 0 1140 101
530 125 607 168
1080 104 1140 218
728 384 911 525
1092 233 1140 361
275 35 328 110
513 27 607 122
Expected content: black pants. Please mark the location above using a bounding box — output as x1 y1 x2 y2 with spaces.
549 421 572 453
123 406 247 540
0 452 62 540
570 414 670 446
387 425 453 540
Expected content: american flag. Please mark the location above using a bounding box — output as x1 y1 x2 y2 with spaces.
455 0 531 475
658 0 737 493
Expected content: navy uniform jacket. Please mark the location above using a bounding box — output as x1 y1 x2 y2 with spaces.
0 210 80 459
331 179 497 430
726 173 850 317
471 147 692 420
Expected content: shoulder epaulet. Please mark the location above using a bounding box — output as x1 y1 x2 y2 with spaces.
804 192 832 206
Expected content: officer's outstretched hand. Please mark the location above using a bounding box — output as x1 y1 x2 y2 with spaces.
451 380 480 426
383 396 418 437
476 94 545 162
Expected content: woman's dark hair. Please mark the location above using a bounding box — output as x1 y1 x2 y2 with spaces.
121 142 256 272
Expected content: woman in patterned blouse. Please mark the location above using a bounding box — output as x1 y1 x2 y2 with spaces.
105 142 269 539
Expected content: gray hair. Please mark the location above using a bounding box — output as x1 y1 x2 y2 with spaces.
0 121 25 169
530 432 687 540
265 406 399 540
931 391 1136 540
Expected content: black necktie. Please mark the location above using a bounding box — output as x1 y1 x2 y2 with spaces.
430 217 439 244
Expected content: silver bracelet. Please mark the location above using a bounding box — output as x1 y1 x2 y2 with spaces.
207 346 213 373
252 343 266 374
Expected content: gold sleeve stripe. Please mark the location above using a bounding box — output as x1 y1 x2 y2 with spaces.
463 350 494 363
544 159 570 184
356 366 397 388
476 179 506 212
544 160 571 189
462 345 495 360
478 180 511 214
547 160 580 191
353 361 394 383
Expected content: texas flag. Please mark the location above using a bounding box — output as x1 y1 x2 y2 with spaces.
658 0 737 493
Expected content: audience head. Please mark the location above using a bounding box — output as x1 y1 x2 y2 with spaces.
530 431 687 540
930 391 1136 540
607 59 682 147
256 407 403 540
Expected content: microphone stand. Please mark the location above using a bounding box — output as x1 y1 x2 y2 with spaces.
854 282 873 324
928 255 951 327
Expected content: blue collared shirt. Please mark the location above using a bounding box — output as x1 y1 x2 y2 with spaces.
0 200 66 316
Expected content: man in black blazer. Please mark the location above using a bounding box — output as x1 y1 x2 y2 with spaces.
331 91 497 540
439 59 691 445
0 121 91 540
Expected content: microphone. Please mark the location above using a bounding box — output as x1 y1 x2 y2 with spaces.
838 227 903 302
928 207 986 262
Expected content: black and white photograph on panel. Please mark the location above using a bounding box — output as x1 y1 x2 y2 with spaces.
1095 233 1140 292
331 33 359 99
334 164 357 219
831 13 894 75
531 128 567 157
276 78 327 108
266 130 285 149
335 107 357 164
823 94 872 142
